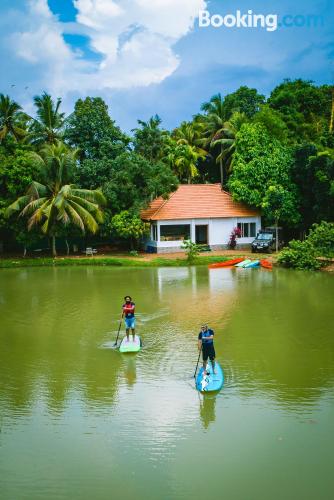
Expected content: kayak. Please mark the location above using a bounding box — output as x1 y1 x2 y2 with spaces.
235 259 252 268
244 260 260 268
208 258 244 269
260 259 273 270
196 361 224 392
119 335 141 353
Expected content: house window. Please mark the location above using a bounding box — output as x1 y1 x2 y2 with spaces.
237 222 256 238
152 225 158 241
160 224 191 241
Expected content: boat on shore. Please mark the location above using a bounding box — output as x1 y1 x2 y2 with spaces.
235 259 252 268
260 259 273 270
208 258 244 269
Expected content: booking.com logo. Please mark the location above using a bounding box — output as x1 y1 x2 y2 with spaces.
198 10 324 32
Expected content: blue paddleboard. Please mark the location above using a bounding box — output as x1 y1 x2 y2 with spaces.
244 260 260 268
196 361 224 392
235 259 251 268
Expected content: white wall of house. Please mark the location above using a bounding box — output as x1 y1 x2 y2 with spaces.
145 216 261 252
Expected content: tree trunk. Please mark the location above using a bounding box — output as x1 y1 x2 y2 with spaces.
220 145 224 188
275 219 279 253
330 86 334 133
23 247 27 257
52 235 57 257
65 239 70 256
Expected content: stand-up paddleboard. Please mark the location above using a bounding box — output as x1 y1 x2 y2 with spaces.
119 335 141 353
244 260 260 268
196 361 224 392
235 259 251 268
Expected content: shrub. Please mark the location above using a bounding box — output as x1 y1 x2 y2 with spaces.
277 240 321 270
182 239 200 264
307 221 334 258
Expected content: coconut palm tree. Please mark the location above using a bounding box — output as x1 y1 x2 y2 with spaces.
198 93 227 186
6 141 106 256
29 92 65 145
0 94 27 142
172 121 208 156
165 142 205 184
210 112 248 174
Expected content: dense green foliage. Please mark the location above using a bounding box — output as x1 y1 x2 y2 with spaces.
0 79 333 257
111 211 150 249
278 221 334 269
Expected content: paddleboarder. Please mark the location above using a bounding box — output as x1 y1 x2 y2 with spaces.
122 296 136 342
198 324 216 375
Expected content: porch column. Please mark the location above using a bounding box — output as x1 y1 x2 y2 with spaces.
157 221 161 242
190 220 196 243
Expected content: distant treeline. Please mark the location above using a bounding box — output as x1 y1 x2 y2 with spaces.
0 79 333 254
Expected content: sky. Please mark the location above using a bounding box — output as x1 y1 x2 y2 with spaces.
0 0 333 131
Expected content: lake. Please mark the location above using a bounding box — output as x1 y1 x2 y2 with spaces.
0 266 333 499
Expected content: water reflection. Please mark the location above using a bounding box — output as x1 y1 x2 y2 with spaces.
199 394 216 429
0 267 333 418
123 356 137 388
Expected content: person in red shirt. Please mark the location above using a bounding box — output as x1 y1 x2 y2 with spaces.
122 296 136 342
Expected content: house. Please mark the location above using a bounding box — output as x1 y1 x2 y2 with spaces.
141 184 261 253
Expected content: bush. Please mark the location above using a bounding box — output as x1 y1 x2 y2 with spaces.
307 221 334 258
277 240 321 270
129 250 139 257
182 239 200 264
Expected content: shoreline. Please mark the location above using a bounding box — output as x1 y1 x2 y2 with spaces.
0 250 273 269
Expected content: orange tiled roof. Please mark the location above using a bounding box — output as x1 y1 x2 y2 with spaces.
141 184 260 220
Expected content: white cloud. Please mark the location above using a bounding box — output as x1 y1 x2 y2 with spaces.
12 0 207 95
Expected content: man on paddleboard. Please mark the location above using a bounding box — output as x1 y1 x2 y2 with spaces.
122 296 136 342
198 324 216 375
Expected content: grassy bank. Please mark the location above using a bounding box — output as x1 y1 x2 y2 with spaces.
0 254 246 269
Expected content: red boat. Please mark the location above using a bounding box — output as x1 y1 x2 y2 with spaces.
260 259 273 270
208 258 244 269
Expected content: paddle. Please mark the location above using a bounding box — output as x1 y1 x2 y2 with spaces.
113 311 124 347
194 343 202 379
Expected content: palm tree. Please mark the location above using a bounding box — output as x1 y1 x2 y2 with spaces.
0 94 27 142
199 93 227 186
29 92 65 145
172 121 208 156
165 142 205 184
210 112 248 175
132 115 167 162
6 141 106 256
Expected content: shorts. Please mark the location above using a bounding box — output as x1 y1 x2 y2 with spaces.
124 316 135 329
202 343 215 362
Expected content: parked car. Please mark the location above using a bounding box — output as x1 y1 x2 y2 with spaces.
251 228 283 253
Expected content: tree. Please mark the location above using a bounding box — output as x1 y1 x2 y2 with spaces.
132 115 168 162
0 94 27 142
292 145 334 230
262 184 300 251
199 93 227 185
307 221 334 258
268 79 332 143
111 210 150 249
210 111 248 176
165 141 205 184
223 86 265 119
102 151 178 213
228 123 299 227
253 105 289 142
5 142 106 256
29 92 65 145
65 97 129 161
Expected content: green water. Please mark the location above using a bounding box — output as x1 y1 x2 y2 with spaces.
0 266 333 500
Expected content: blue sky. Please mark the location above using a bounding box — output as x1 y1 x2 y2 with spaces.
0 0 333 131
